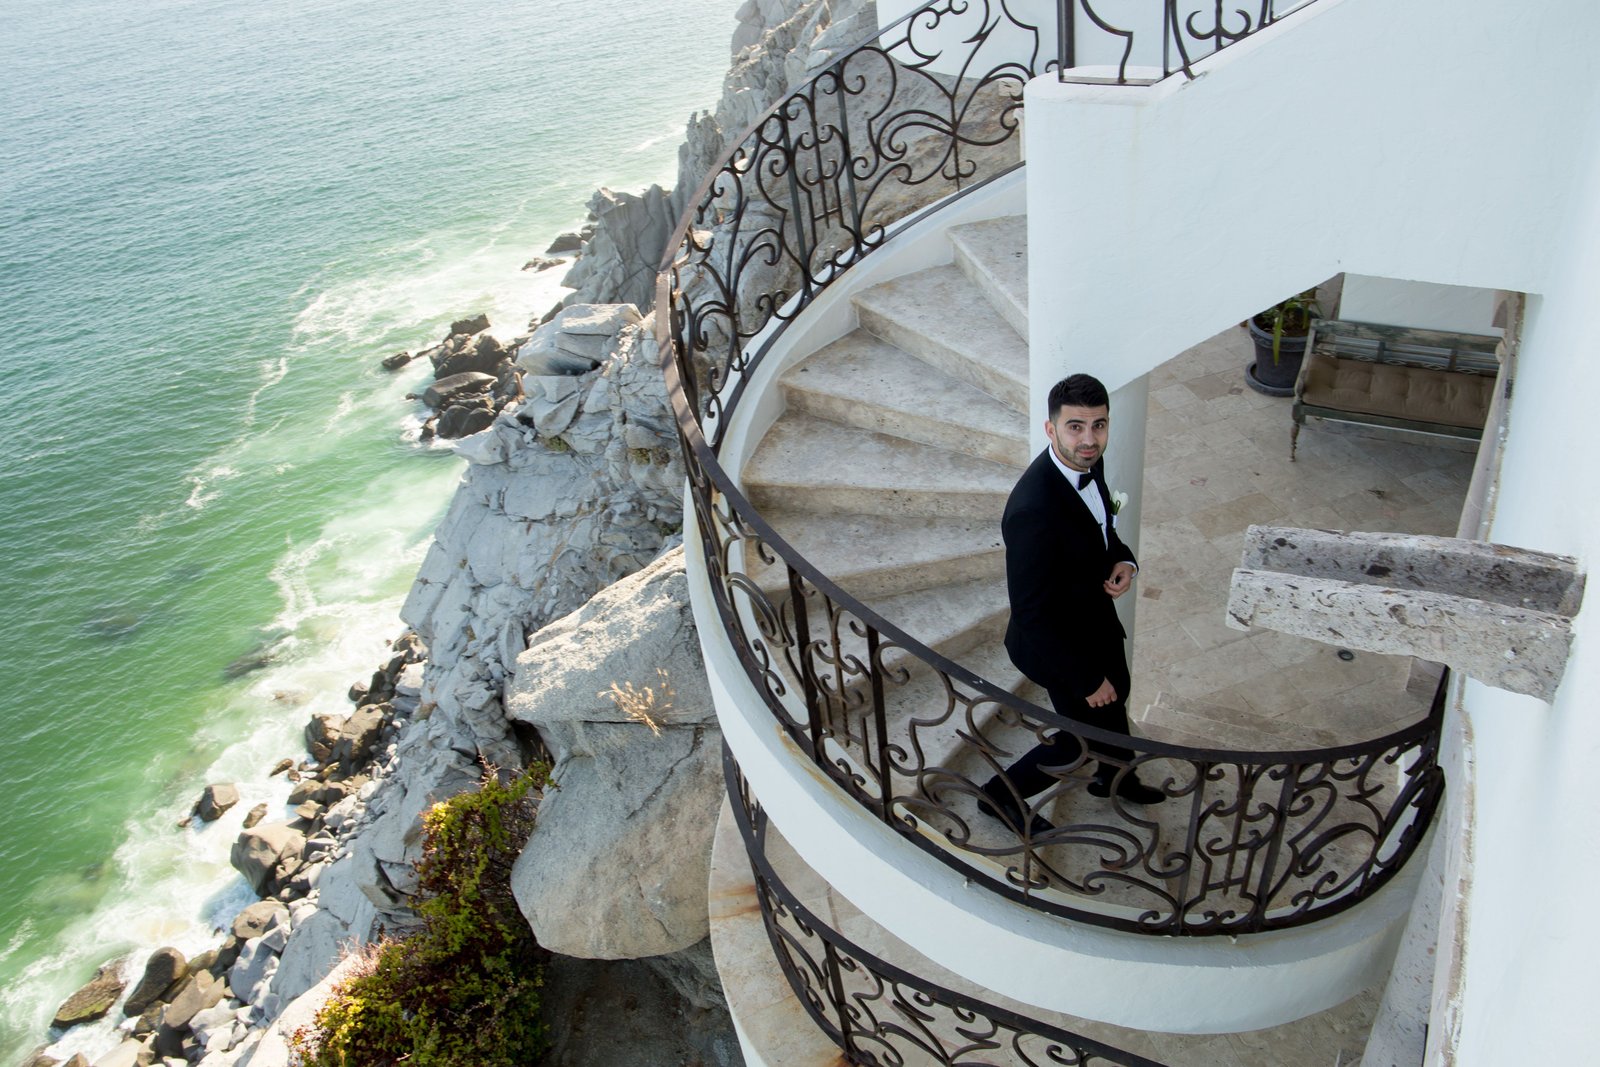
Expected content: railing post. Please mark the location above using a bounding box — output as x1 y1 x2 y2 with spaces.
1057 0 1075 78
775 111 815 303
787 563 827 762
865 626 894 824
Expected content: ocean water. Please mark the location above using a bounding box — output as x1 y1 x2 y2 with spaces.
0 0 736 1060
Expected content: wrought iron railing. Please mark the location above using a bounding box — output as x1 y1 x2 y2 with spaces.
661 0 1046 441
1056 0 1319 84
727 748 1171 1067
657 0 1444 936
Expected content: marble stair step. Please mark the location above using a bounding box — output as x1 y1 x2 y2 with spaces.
1134 692 1343 752
781 332 1028 468
742 414 1015 520
852 264 1029 413
751 509 1004 602
769 580 1011 730
871 637 1046 780
948 216 1029 339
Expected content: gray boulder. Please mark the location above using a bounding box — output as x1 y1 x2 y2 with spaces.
123 947 187 1017
448 313 489 337
435 333 507 380
558 186 676 310
52 960 126 1029
195 784 239 823
422 372 495 409
160 969 223 1030
330 703 388 767
231 900 289 941
303 713 340 762
92 1037 152 1067
506 547 721 958
230 823 306 897
513 304 640 376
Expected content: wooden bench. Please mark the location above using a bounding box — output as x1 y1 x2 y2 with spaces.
1291 319 1502 460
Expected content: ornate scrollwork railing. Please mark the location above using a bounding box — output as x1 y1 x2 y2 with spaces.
1056 1 1320 84
727 748 1171 1067
657 0 1444 936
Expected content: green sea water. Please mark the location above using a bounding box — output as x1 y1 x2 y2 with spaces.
0 0 735 1059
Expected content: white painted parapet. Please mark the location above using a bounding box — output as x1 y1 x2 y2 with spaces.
685 506 1419 1032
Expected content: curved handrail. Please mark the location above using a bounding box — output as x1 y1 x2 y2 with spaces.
1057 1 1322 85
656 0 1444 936
725 747 1172 1067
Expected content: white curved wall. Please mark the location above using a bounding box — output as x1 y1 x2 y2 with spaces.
1021 0 1594 419
686 513 1416 1032
1019 0 1600 1059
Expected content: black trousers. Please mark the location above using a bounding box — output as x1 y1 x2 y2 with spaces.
992 682 1135 801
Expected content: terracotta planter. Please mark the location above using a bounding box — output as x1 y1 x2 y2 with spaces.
1245 317 1309 397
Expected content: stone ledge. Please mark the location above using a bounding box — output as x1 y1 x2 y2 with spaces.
1228 526 1583 701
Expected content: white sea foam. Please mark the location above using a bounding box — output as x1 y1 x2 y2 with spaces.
244 356 291 426
292 231 573 354
182 464 240 510
2 460 458 1062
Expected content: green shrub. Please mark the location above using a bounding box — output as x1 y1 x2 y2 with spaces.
291 764 550 1066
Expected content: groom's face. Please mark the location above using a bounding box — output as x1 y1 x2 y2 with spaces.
1045 404 1109 473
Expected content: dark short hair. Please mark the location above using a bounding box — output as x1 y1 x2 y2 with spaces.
1047 374 1109 419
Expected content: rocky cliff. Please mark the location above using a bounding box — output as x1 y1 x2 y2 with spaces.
35 3 881 1065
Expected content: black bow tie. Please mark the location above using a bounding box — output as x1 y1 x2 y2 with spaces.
1077 472 1093 491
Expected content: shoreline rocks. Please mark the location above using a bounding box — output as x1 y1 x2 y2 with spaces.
24 3 875 1063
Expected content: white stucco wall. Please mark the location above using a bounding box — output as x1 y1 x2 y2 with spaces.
1337 276 1501 336
1022 0 1596 424
1018 0 1600 1059
1438 120 1600 1066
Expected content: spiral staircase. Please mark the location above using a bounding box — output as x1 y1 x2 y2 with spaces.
741 214 1037 719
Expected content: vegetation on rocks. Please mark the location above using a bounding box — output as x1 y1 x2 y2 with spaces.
289 764 550 1067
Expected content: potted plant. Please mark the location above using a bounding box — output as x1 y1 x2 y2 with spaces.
1245 288 1323 396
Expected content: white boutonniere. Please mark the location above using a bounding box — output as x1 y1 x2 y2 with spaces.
1111 489 1129 515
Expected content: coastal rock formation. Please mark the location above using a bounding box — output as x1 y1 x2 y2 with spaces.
38 5 868 1065
402 309 683 763
229 823 305 897
556 0 875 315
122 947 187 1017
50 961 125 1030
195 783 239 823
506 546 720 959
558 186 677 310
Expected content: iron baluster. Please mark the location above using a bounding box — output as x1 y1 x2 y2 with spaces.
788 562 826 764
865 625 894 823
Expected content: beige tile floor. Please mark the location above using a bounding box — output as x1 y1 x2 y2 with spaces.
1127 324 1474 748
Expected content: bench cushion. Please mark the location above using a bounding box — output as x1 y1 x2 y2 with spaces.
1298 352 1493 430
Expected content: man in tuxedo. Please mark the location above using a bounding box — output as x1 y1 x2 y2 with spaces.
980 373 1164 836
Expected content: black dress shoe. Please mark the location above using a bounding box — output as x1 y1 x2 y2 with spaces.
1088 773 1167 805
977 788 1054 837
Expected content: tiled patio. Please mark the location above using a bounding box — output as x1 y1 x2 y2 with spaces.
1128 323 1475 749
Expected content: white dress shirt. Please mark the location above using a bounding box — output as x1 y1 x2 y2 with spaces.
1046 446 1110 547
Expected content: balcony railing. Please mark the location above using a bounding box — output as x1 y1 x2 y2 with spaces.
727 747 1171 1067
1056 0 1320 84
657 0 1443 936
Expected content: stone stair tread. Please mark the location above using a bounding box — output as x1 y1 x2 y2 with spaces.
852 264 1028 412
1135 693 1343 752
948 216 1028 338
752 509 1004 601
863 579 1010 656
769 581 1011 723
743 415 1016 518
782 331 1027 467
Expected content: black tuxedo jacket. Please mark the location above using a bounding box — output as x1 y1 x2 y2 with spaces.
1001 448 1137 702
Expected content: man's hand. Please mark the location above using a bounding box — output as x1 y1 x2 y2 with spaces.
1086 677 1118 708
1104 561 1136 599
